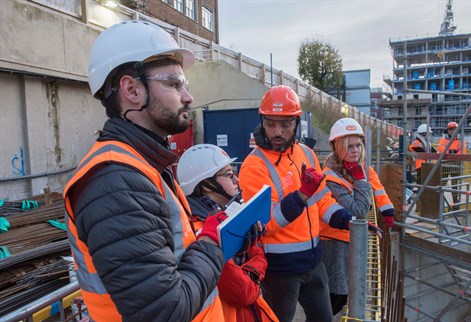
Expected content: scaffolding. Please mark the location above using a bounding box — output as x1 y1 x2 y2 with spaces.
396 80 471 320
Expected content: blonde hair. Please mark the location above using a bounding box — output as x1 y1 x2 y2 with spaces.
331 135 365 165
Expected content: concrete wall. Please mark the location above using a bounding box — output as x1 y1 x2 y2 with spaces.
0 1 269 199
185 60 268 144
0 0 105 199
402 248 470 321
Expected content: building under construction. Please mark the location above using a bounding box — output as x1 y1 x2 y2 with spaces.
0 1 469 322
381 0 471 138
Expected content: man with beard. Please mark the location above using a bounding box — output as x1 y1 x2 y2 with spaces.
238 85 354 322
63 21 225 322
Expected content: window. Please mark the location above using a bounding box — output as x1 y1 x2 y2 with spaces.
202 6 214 31
174 0 183 13
161 0 169 3
185 0 195 19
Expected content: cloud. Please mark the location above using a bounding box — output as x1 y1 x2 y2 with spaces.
219 0 471 87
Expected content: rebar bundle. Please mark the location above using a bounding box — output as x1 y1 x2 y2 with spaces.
0 191 72 317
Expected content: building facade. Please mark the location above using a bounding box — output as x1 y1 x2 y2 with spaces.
382 33 471 137
144 0 219 43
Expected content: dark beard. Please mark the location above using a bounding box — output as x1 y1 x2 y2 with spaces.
149 105 190 135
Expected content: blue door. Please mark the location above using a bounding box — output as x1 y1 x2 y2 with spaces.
203 108 260 163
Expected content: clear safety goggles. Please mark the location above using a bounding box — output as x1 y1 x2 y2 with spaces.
144 73 189 93
262 117 297 131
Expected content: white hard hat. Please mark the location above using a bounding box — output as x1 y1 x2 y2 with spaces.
329 118 364 142
417 124 432 134
88 20 195 99
177 144 237 196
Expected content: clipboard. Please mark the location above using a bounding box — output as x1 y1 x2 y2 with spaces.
217 185 272 261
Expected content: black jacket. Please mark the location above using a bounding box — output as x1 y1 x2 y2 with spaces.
68 118 224 322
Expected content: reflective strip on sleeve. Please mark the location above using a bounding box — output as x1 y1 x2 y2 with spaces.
272 203 290 228
320 203 344 224
373 189 386 196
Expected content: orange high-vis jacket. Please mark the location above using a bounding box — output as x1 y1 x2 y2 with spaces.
409 137 431 170
320 166 394 243
438 136 467 154
239 143 345 274
64 140 223 322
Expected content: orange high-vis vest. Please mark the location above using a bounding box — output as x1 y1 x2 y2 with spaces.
320 166 394 243
64 140 223 322
438 136 467 154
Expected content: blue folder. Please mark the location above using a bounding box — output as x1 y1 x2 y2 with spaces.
217 185 272 261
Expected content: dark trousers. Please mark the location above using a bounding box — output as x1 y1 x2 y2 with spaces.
330 293 348 315
261 263 332 322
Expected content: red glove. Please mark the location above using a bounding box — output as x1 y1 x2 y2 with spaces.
343 161 366 180
299 167 326 197
198 211 228 245
383 216 394 229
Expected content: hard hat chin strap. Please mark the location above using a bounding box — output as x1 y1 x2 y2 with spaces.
202 178 239 203
122 62 151 122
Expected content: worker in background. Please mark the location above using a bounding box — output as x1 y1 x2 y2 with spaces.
238 85 355 322
409 123 436 183
438 121 467 206
385 137 399 158
63 21 226 322
320 118 395 315
438 122 466 155
177 144 279 322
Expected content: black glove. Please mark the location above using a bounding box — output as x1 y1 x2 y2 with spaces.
368 221 383 238
237 222 265 256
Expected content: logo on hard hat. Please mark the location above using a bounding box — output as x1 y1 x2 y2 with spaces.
273 103 283 107
346 125 357 131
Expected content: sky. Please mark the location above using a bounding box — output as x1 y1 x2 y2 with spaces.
218 0 471 88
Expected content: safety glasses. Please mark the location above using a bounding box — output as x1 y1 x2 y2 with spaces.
145 73 189 93
215 170 237 180
262 117 297 131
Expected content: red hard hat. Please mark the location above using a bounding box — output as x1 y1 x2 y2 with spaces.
259 85 302 116
447 121 458 129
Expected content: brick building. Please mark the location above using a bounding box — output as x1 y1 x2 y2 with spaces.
143 0 219 43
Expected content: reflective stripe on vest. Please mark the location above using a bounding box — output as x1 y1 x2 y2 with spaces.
264 237 320 254
65 215 107 294
251 145 320 254
64 141 218 319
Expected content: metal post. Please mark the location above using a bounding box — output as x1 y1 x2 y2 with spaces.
270 53 273 87
376 126 381 175
347 219 368 320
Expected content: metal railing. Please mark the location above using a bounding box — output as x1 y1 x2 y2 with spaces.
0 282 84 322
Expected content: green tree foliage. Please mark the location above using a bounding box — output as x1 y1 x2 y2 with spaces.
297 38 343 93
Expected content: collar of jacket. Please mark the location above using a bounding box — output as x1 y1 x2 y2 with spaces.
97 117 178 173
445 133 460 140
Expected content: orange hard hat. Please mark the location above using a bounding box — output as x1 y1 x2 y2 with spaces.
259 85 302 116
447 121 458 129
